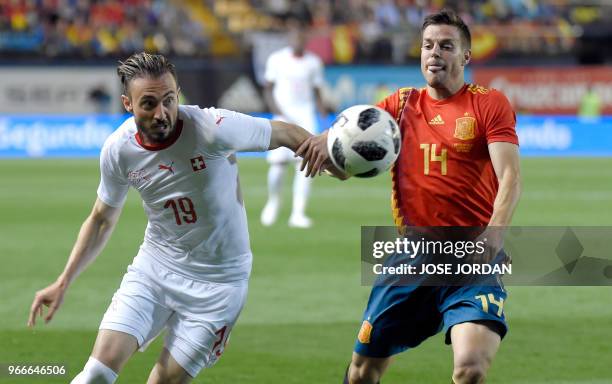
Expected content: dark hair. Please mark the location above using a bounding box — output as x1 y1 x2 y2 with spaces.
117 52 178 96
422 9 471 49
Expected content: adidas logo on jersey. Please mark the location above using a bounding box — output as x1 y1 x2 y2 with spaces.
429 115 445 125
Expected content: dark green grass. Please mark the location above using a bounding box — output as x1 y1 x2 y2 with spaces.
1 158 611 383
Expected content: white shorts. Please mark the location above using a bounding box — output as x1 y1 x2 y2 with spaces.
99 262 248 377
267 112 317 164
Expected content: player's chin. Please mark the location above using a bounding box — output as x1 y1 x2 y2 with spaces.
147 127 170 143
426 76 444 88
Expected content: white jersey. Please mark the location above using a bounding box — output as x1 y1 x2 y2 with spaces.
264 47 324 127
97 105 271 283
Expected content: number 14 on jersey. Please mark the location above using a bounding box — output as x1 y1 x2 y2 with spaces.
420 143 447 175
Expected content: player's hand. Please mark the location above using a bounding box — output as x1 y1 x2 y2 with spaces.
468 227 507 265
295 130 347 179
28 280 67 327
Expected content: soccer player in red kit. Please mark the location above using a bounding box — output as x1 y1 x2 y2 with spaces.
297 9 521 384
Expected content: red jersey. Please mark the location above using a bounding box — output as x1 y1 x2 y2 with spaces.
377 84 518 227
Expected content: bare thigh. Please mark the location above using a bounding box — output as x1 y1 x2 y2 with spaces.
451 321 501 382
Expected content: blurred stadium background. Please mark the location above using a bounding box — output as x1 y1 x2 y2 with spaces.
1 0 611 383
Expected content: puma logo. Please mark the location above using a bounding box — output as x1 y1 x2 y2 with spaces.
158 161 175 174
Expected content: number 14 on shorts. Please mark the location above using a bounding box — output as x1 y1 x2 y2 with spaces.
475 294 505 317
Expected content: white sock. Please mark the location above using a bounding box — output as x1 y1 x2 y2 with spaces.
291 164 312 218
266 163 286 207
71 357 118 384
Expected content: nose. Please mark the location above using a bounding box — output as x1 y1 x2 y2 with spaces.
431 43 441 57
153 103 166 120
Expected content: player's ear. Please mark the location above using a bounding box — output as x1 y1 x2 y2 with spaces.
121 94 133 113
462 49 471 66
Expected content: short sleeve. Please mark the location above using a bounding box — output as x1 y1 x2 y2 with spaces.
483 90 519 145
377 87 416 122
264 53 277 83
376 90 400 120
97 142 129 208
211 109 272 154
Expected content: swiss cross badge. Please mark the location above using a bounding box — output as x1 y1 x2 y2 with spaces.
190 155 206 172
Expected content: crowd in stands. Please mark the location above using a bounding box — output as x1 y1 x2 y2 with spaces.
0 0 207 57
0 0 609 62
252 0 608 63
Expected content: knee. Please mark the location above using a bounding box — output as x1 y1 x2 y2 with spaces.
348 360 383 384
452 363 487 384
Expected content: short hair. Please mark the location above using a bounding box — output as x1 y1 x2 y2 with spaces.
422 9 471 50
117 52 178 96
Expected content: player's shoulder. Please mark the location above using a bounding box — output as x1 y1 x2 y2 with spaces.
304 50 323 63
268 47 290 61
393 86 422 108
465 84 515 121
180 104 234 123
102 116 136 151
179 104 247 139
383 87 420 102
400 86 421 99
98 116 136 167
466 83 509 103
377 87 420 119
178 104 219 131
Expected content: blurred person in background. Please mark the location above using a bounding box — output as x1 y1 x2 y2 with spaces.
260 16 327 228
579 84 602 118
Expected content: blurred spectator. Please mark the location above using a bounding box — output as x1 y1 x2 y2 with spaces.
579 85 602 118
0 0 208 58
0 0 609 63
88 85 112 114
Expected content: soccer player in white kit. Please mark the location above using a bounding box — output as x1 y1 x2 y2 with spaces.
27 52 332 384
260 18 326 228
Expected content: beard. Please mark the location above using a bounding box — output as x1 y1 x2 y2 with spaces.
137 118 172 143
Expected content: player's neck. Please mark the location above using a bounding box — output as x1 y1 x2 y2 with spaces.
426 80 465 101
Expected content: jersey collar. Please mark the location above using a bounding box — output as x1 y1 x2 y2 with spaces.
425 83 468 105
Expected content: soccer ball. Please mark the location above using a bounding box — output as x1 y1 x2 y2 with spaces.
327 105 401 178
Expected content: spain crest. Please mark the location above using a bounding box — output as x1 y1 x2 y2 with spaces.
358 320 373 344
454 116 476 140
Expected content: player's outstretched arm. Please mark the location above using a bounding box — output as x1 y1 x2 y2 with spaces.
269 120 312 151
295 130 349 179
27 198 122 327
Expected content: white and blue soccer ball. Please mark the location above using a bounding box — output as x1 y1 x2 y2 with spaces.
327 105 401 178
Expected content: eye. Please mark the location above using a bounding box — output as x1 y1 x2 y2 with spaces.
141 100 156 109
163 96 175 106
